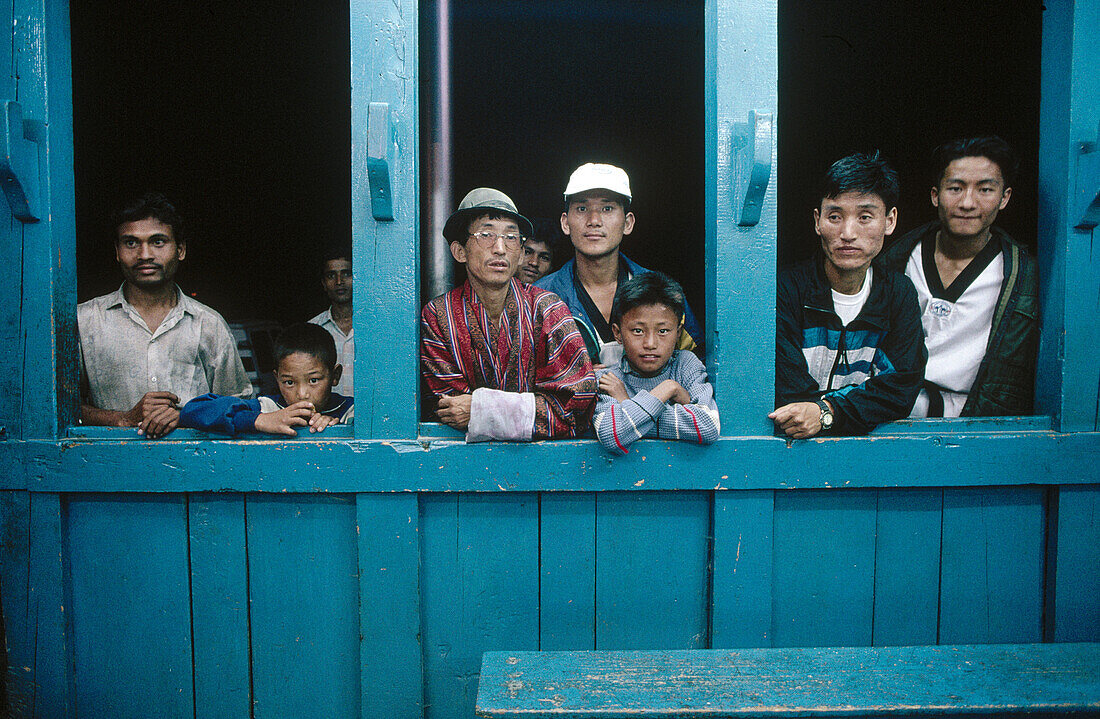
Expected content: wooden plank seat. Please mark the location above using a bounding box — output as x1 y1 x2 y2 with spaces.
476 644 1100 718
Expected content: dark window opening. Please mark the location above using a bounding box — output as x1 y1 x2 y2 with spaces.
70 1 352 327
778 0 1042 267
418 0 706 319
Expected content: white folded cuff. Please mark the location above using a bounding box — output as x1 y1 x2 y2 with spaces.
466 388 535 442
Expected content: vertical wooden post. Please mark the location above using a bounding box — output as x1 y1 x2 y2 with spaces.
1036 0 1100 432
350 0 420 440
9 0 78 440
706 0 779 435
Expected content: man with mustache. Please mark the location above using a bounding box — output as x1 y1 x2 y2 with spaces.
77 192 251 438
880 137 1038 417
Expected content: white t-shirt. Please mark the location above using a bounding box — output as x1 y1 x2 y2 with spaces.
906 241 1002 417
831 266 873 326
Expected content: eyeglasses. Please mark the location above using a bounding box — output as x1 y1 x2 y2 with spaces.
468 231 525 249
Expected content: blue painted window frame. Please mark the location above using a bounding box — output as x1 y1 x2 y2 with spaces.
22 0 1097 445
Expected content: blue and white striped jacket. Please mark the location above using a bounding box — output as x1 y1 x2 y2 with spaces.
775 257 926 434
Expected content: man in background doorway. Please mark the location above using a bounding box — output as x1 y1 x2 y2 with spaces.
880 136 1038 417
309 245 354 395
77 192 251 438
537 163 703 366
514 218 557 284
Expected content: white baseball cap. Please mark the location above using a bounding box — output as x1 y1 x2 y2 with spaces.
563 163 632 201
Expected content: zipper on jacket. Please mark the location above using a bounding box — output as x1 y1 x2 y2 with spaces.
826 326 847 391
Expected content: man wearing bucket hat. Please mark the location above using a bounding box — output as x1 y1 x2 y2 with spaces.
420 188 597 441
536 163 704 366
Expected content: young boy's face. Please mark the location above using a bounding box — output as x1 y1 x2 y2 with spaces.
275 351 342 409
612 303 681 378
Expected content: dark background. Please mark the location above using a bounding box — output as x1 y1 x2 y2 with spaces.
71 0 1041 326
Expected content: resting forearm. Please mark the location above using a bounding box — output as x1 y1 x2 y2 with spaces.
80 404 131 427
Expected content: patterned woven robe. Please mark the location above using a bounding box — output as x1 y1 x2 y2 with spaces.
420 279 597 439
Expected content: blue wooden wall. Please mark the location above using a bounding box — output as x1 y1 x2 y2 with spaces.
0 1 1097 718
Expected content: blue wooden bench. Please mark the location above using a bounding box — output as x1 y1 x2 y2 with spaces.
476 644 1100 717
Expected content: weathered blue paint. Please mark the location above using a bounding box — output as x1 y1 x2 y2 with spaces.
939 488 1046 644
1052 485 1100 642
350 0 419 440
0 1 1098 718
870 489 942 646
772 491 877 647
0 102 42 222
189 494 251 719
710 491 773 648
67 495 194 718
3 433 1099 494
594 493 710 650
246 494 360 717
357 493 423 719
27 492 74 717
13 0 78 441
476 644 1100 717
1037 0 1100 432
539 493 597 651
706 0 778 435
420 494 541 718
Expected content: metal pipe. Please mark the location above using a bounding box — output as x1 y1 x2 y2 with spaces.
426 0 453 301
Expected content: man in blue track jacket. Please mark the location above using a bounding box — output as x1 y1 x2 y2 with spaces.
771 152 926 438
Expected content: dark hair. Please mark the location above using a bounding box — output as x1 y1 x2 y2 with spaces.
819 151 900 210
931 136 1018 189
527 218 559 259
114 192 184 243
564 191 631 213
610 271 686 326
321 243 352 267
273 322 338 371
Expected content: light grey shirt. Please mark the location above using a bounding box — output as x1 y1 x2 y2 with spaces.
308 307 354 395
78 285 251 412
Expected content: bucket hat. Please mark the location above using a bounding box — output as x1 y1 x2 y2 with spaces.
442 188 534 243
563 163 632 201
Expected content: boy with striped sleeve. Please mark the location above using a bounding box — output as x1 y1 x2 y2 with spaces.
593 272 719 454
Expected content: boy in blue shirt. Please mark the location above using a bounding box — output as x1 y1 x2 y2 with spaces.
181 323 353 436
592 272 720 454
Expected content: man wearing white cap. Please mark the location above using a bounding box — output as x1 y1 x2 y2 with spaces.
420 188 597 441
537 163 704 365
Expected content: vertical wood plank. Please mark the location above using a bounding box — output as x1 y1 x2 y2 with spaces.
539 493 596 651
710 490 774 648
1037 0 1100 430
0 491 33 715
420 494 539 719
595 492 710 650
28 493 73 718
358 493 423 718
706 0 778 433
13 0 78 439
940 487 1045 643
350 0 420 438
67 494 192 718
872 489 943 646
246 494 359 719
772 490 877 647
189 494 251 719
1051 485 1100 641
